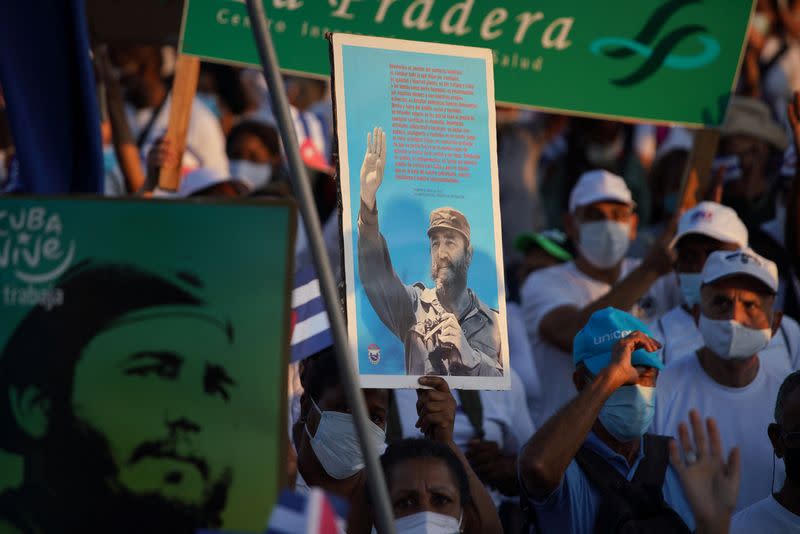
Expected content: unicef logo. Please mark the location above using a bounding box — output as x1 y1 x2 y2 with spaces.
1 206 75 309
589 0 721 87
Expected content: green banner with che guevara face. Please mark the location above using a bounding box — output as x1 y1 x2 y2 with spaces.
0 197 294 533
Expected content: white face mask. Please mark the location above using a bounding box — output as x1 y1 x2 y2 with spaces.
305 398 386 480
698 315 772 359
578 220 630 269
678 272 703 307
598 384 656 442
229 159 272 190
372 512 462 534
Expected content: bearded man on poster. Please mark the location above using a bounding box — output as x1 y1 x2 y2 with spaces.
357 126 502 377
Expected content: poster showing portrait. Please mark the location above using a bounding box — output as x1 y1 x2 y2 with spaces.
0 197 295 533
331 34 510 390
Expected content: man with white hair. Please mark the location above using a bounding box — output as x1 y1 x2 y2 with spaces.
654 248 790 511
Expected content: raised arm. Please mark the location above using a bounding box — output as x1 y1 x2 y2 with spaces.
539 230 675 353
518 332 660 498
357 127 416 338
416 376 502 534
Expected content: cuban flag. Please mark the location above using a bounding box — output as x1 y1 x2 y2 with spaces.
291 266 333 362
266 488 348 534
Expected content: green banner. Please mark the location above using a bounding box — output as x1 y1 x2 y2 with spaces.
0 198 294 533
180 0 753 126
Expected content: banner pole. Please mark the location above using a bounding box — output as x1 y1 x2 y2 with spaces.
243 2 396 533
676 128 721 212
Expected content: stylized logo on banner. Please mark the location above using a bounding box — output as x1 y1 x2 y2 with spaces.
0 206 74 309
590 0 721 86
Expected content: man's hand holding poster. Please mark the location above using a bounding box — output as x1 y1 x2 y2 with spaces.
331 34 510 390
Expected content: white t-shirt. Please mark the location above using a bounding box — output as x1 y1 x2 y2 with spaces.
731 495 800 533
393 369 535 504
127 95 229 179
650 306 800 369
506 302 542 419
653 353 788 511
520 259 678 426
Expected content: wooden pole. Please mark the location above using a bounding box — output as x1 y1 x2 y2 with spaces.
677 128 721 211
158 54 200 191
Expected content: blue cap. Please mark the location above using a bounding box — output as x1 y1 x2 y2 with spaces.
573 307 663 375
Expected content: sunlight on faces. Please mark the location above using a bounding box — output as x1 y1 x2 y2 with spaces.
387 457 461 520
70 312 237 505
429 229 471 290
700 276 776 330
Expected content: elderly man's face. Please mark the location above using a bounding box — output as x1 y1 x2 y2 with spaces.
430 229 470 289
700 276 776 330
70 312 237 507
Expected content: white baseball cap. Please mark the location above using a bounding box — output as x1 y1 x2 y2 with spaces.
568 169 634 213
670 201 748 249
702 248 779 294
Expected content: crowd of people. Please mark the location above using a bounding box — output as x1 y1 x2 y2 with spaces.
1 1 800 533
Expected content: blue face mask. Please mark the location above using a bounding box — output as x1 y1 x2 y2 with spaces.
598 385 656 442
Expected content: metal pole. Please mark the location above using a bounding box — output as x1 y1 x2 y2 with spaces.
244 2 396 533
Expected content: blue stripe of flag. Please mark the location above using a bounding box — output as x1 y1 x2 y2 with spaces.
295 265 318 288
294 292 326 323
291 329 334 363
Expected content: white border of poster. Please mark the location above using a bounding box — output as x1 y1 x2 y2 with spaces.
332 33 509 390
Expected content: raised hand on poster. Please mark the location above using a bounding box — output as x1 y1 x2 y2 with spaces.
359 126 386 210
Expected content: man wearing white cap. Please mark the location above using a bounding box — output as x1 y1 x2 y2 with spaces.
650 201 800 367
521 169 677 425
654 248 790 511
